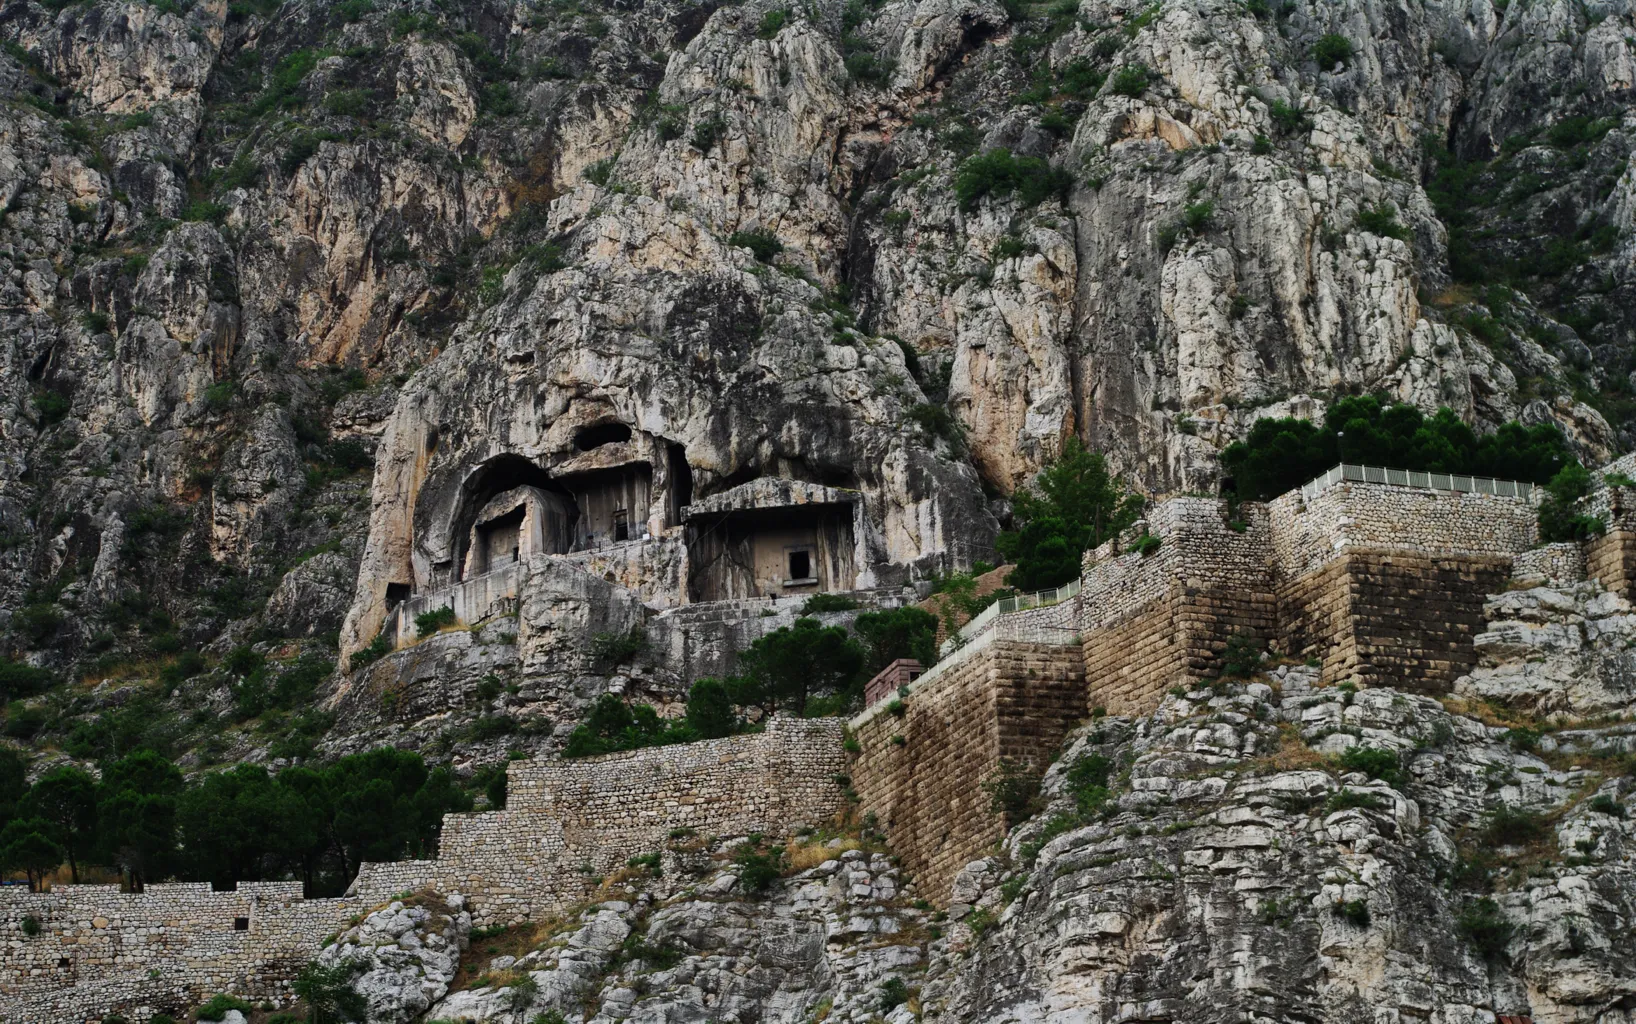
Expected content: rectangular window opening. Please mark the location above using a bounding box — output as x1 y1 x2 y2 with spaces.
787 550 811 581
233 917 250 931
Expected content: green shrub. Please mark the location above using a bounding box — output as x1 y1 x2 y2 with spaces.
584 158 615 186
1065 752 1112 815
1219 394 1577 502
1456 897 1512 960
907 402 964 449
996 438 1142 590
983 757 1041 829
732 838 785 891
563 693 695 757
1545 115 1616 149
727 229 783 262
415 605 457 637
590 627 647 666
878 976 910 1011
1539 463 1602 542
1218 633 1264 678
31 391 70 425
1481 804 1549 846
756 8 788 37
1325 788 1386 812
1332 899 1369 926
202 380 237 413
321 87 371 117
1587 793 1625 818
954 148 1073 211
1311 33 1353 68
1127 533 1162 556
1268 99 1310 134
690 115 727 151
196 994 255 1022
20 914 39 937
1251 134 1272 154
1183 200 1214 232
800 593 859 613
348 632 393 671
1355 203 1409 241
1109 63 1150 97
844 49 896 85
684 677 739 739
1339 745 1402 787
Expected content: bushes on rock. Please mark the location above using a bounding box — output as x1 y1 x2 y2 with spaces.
727 229 782 263
1338 745 1402 787
954 148 1074 211
1456 897 1513 960
1311 33 1353 68
415 605 457 637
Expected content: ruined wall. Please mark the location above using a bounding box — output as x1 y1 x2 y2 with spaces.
1078 499 1277 712
391 561 521 645
1512 542 1587 586
849 636 1084 903
1 720 846 1023
0 882 351 1024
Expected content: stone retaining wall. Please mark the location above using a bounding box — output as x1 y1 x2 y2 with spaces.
849 637 1083 902
1278 549 1510 690
0 719 846 1023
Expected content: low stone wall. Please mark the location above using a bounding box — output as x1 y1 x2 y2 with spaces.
849 637 1083 903
349 715 848 924
0 882 352 1024
1 720 846 1023
1279 549 1510 691
1512 543 1587 586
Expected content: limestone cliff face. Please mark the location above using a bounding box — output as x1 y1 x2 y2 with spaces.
0 0 1633 800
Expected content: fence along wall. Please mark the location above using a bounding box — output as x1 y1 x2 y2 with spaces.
0 719 846 1024
849 634 1084 902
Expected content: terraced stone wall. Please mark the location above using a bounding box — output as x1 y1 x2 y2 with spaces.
848 637 1085 903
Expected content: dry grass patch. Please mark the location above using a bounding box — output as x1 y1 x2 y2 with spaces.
1253 722 1326 772
784 835 863 873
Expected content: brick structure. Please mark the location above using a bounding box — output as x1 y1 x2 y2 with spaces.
0 718 846 1024
848 634 1084 902
863 659 924 707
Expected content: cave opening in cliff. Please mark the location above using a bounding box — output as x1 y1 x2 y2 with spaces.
574 422 633 451
451 455 578 581
685 503 856 602
557 462 653 550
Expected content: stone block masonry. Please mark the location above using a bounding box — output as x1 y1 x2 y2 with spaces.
1079 498 1278 712
0 719 846 1024
1278 549 1512 691
383 715 848 924
849 635 1084 903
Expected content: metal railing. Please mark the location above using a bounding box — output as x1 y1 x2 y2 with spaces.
940 577 1082 654
1299 464 1535 503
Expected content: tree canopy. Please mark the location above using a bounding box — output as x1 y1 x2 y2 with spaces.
997 438 1144 590
0 745 473 894
1220 395 1576 501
